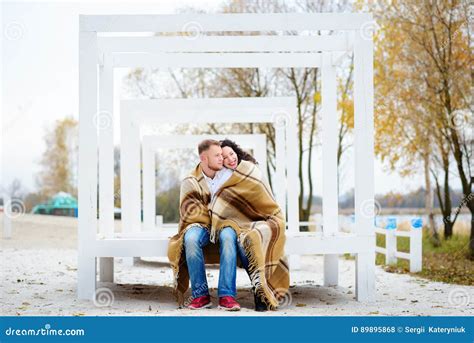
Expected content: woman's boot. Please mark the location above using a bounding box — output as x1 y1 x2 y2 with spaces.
252 287 268 312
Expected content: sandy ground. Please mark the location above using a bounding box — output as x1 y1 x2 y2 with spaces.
0 213 473 316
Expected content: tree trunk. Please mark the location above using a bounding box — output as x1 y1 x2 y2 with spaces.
470 213 474 260
423 152 441 246
444 220 454 239
468 198 474 259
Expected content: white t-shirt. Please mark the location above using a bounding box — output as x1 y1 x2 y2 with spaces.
202 167 233 203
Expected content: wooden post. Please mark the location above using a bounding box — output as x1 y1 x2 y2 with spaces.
78 28 98 300
142 145 155 231
385 217 397 265
284 105 301 270
354 25 376 302
98 53 115 283
274 121 286 212
322 51 339 286
410 218 423 272
120 111 141 266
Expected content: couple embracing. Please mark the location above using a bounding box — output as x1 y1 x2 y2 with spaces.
168 139 289 312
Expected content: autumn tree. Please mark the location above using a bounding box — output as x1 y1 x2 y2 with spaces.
372 0 472 253
36 117 78 198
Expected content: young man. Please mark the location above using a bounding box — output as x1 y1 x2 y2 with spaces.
178 139 245 311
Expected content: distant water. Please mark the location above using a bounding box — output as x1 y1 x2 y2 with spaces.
309 213 471 231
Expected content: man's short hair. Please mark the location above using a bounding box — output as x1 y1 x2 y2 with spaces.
198 139 221 155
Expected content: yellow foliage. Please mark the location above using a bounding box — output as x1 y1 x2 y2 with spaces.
371 0 470 176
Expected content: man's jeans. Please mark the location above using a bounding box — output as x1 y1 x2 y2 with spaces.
184 225 249 298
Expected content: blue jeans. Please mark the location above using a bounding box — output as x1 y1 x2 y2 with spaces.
183 225 249 298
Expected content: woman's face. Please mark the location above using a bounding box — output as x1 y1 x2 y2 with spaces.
222 146 238 169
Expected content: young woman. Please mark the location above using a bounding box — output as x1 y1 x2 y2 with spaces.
220 139 258 169
214 139 288 312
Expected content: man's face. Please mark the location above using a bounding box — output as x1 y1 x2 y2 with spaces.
201 145 223 171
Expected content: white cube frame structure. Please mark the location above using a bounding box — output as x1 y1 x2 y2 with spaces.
79 13 375 303
119 97 296 239
141 134 268 232
112 98 298 270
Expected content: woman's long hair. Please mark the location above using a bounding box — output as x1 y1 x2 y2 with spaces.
220 139 258 165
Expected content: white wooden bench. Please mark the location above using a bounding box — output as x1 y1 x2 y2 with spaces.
78 13 376 303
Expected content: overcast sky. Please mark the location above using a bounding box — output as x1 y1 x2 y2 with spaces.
1 0 442 197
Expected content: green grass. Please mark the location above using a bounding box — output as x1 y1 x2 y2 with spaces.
344 229 473 285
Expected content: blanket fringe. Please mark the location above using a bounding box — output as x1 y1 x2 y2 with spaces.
170 224 196 307
210 227 217 244
241 234 279 310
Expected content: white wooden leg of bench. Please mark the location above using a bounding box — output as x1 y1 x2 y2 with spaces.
78 255 97 300
324 254 339 286
355 252 375 302
288 255 301 270
99 257 114 282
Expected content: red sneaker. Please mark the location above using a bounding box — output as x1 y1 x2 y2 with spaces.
218 296 241 311
187 295 212 310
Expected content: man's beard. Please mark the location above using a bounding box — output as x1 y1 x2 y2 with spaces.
208 164 222 172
